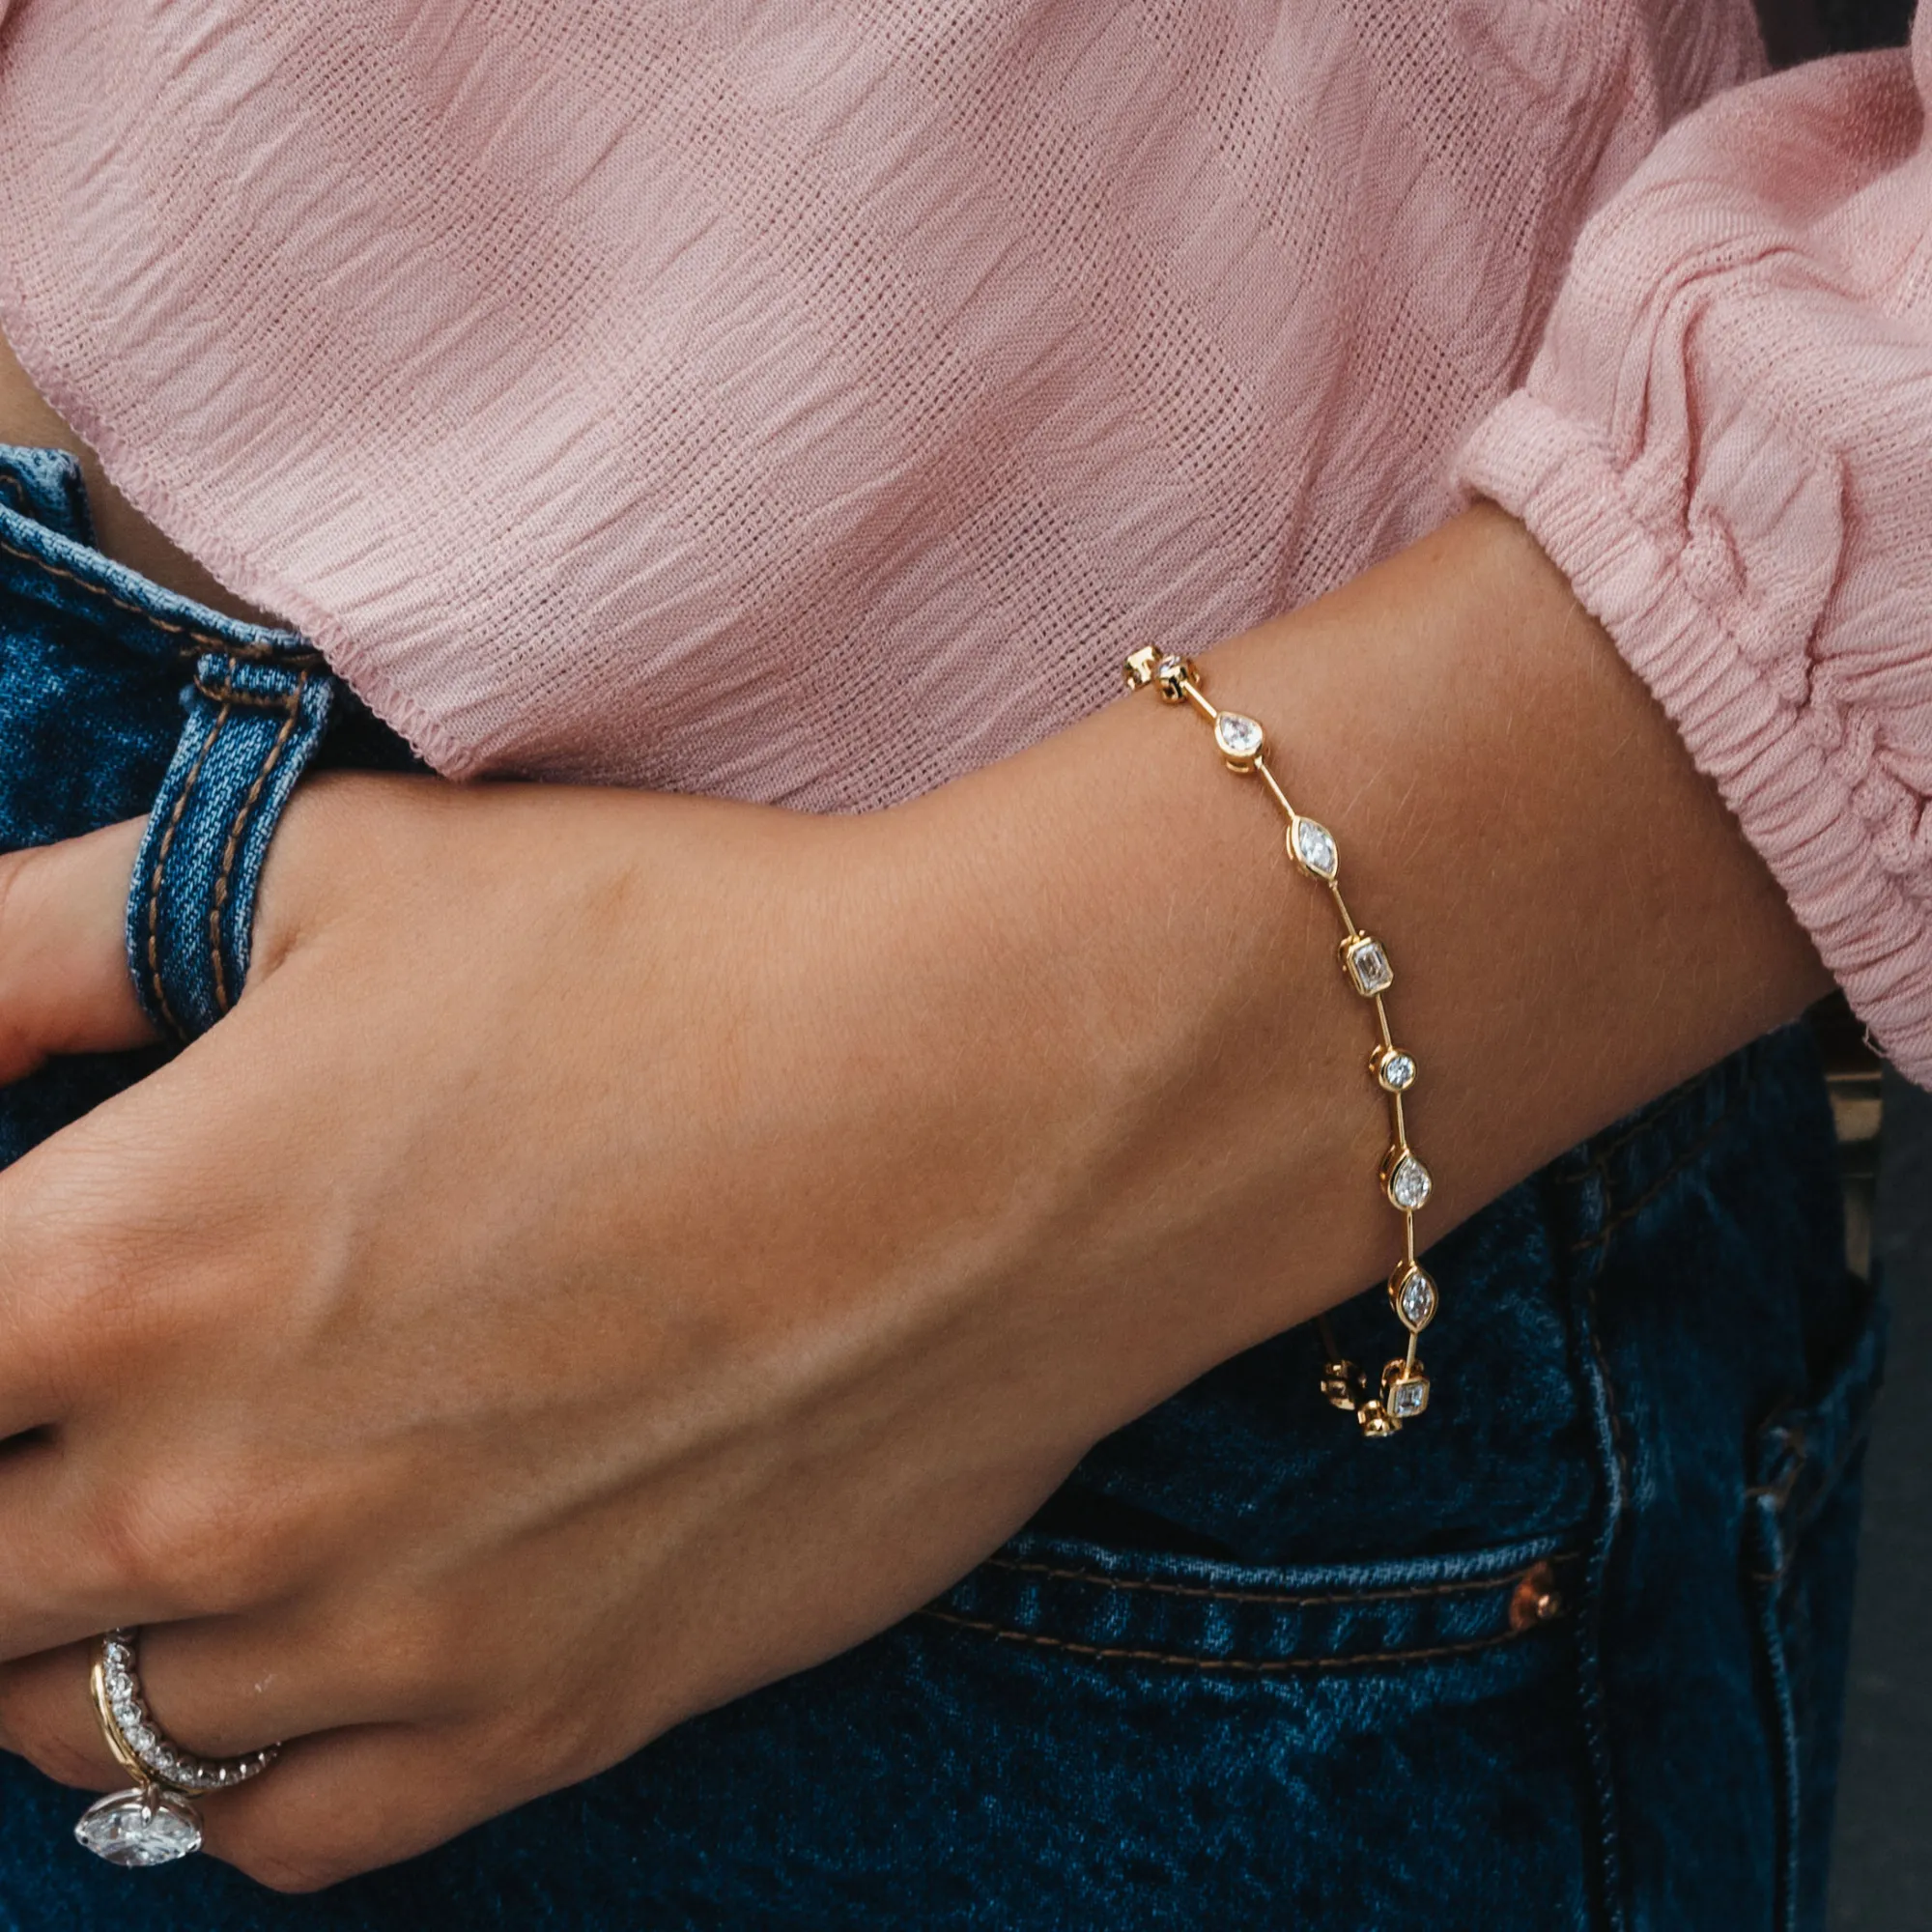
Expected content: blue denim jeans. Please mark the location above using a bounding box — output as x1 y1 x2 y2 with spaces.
0 443 1883 1929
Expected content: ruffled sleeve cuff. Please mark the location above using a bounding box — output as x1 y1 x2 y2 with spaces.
1458 34 1932 1088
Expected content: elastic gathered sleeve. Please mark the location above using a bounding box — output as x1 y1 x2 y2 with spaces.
1459 21 1932 1087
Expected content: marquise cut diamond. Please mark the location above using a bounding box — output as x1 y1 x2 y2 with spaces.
1391 1264 1438 1331
1291 817 1339 880
74 1789 202 1867
1213 711 1264 763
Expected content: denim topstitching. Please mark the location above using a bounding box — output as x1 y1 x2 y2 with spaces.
970 1550 1577 1608
207 668 310 1014
0 526 321 666
139 696 229 1039
919 1607 1573 1675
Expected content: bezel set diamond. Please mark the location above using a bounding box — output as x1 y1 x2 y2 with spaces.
1152 654 1195 701
1212 710 1265 768
1381 1147 1433 1212
1289 815 1339 882
1372 1044 1416 1093
1389 1262 1438 1332
1122 643 1442 1437
1384 1364 1432 1420
1341 932 1395 998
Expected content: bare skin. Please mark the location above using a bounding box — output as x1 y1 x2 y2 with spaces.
0 342 270 624
0 344 1829 1889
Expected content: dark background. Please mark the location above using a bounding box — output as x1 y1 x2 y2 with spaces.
1832 1070 1929 1930
1758 0 1916 61
1741 0 1924 1918
1705 6 1926 1922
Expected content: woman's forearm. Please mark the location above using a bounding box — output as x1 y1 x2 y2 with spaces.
0 497 1833 1885
870 504 1831 1397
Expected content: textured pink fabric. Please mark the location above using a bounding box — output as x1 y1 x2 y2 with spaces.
0 6 1923 1078
0 0 1753 805
1460 19 1932 1085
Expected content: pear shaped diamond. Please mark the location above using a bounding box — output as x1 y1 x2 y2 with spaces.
1290 816 1339 881
1383 1149 1433 1211
1213 711 1264 764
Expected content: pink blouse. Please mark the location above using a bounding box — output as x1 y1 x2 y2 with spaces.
0 3 1926 1080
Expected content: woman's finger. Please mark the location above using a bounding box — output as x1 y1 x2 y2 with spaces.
0 1643 499 1892
0 1603 393 1800
0 820 156 1083
0 1438 241 1661
203 1720 540 1893
0 1641 120 1791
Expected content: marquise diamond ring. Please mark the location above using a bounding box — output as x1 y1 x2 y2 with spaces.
73 1629 282 1867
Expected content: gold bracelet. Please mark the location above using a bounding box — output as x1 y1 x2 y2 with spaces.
1122 646 1436 1437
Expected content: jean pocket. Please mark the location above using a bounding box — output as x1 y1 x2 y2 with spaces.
1746 1282 1886 1932
920 1528 1600 1926
932 1530 1581 1676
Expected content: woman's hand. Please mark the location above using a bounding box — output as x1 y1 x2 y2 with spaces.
0 507 1832 1890
0 776 1198 1889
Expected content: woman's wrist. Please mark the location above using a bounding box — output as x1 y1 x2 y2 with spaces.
883 505 1831 1404
0 498 1835 1885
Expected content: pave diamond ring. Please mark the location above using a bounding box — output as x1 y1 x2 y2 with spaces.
73 1629 282 1867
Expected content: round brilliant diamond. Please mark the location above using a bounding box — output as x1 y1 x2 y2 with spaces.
1377 1050 1416 1092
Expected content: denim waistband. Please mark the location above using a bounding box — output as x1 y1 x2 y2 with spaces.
0 443 335 1040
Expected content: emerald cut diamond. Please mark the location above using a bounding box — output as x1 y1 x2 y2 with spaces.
1342 934 1394 997
1387 1374 1431 1421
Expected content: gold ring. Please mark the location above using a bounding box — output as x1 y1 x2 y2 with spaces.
73 1629 281 1867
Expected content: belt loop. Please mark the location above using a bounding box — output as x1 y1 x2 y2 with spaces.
127 642 336 1040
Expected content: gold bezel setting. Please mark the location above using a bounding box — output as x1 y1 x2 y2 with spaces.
1340 932 1394 998
1382 1360 1431 1422
1289 814 1340 881
1212 710 1266 769
1371 1043 1417 1093
1380 1144 1433 1212
1389 1262 1438 1332
1124 647 1443 1437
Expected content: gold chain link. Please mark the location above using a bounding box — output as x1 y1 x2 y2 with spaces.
1123 646 1437 1436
